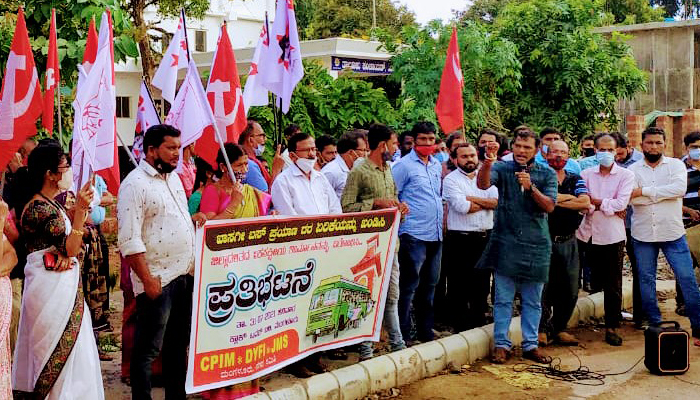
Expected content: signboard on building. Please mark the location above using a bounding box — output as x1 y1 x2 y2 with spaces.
331 56 392 75
186 209 400 393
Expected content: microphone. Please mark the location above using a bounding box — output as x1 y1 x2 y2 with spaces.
516 163 529 193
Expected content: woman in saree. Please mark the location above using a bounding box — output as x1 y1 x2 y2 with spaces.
0 200 17 397
199 143 271 399
12 141 104 399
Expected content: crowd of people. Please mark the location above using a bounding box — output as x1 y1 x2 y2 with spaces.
2 119 700 399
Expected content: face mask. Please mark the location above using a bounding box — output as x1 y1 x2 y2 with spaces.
547 156 567 170
596 151 614 167
382 144 392 163
434 152 448 163
57 168 73 191
644 152 662 163
414 144 437 157
254 143 265 156
583 148 596 158
234 170 247 182
154 157 176 174
353 157 365 169
542 145 549 154
459 163 477 174
689 149 700 160
295 157 316 174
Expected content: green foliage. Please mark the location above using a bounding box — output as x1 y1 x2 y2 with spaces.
378 21 522 135
459 0 663 25
248 60 398 147
305 0 416 39
152 0 210 19
494 0 647 139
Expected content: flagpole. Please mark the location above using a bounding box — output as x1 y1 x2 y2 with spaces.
181 9 191 62
116 131 139 168
56 82 63 145
264 11 282 146
142 76 163 124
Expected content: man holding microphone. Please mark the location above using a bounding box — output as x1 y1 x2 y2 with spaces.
477 127 558 364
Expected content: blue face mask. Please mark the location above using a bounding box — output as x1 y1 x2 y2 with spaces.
690 148 700 161
434 152 448 163
542 145 549 154
596 151 615 167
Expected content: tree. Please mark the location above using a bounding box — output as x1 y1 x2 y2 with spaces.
459 0 663 25
247 60 399 145
305 0 416 39
377 21 522 134
494 0 647 138
123 0 211 81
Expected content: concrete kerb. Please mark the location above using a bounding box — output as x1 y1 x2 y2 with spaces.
253 287 633 400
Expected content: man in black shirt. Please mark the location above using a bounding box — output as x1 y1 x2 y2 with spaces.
539 140 591 345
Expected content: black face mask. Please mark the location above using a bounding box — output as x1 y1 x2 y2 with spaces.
644 152 662 163
583 148 595 158
154 157 176 174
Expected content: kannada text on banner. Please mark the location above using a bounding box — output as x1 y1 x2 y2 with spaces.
186 209 400 393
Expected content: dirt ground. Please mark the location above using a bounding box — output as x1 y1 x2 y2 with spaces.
99 247 696 400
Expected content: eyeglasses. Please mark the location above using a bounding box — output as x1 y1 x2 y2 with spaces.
253 133 267 138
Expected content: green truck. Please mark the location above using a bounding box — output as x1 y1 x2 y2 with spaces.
306 275 373 343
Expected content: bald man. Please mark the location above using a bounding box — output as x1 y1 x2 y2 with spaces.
539 140 591 346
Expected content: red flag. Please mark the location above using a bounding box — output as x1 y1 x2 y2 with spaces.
84 17 98 67
0 7 43 171
97 9 120 194
435 28 464 134
197 25 247 166
42 8 59 134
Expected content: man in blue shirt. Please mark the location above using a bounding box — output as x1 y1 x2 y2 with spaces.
392 122 444 344
503 127 581 174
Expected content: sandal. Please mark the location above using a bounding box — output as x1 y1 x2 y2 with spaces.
491 347 510 364
605 330 623 346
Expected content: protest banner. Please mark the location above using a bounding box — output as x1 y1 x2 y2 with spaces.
186 209 400 393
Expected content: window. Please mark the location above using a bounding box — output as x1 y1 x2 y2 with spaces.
116 96 130 118
195 30 206 52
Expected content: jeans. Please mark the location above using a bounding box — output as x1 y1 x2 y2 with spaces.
626 229 646 323
398 234 442 342
132 275 193 400
444 230 491 331
633 236 700 329
359 253 406 359
493 272 544 352
580 240 624 328
676 225 700 308
540 236 579 336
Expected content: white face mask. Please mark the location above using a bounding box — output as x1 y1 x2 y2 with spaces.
353 157 365 169
295 157 316 174
57 168 73 191
254 143 265 156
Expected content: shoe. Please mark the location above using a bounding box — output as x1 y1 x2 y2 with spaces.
555 332 579 346
491 347 510 364
605 330 623 346
537 332 549 347
522 348 552 364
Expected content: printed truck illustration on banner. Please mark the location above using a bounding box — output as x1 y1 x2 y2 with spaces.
306 276 372 343
306 235 382 342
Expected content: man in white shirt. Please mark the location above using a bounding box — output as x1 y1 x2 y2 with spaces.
117 124 206 399
442 143 498 331
629 127 700 340
323 130 368 199
271 133 342 215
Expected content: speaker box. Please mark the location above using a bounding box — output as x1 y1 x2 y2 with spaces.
644 321 689 375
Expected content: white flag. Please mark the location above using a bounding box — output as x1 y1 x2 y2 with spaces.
165 58 215 147
243 24 270 115
133 80 161 161
259 0 304 113
72 11 116 185
152 10 189 104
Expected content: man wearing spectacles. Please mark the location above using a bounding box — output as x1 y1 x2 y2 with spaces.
271 133 341 216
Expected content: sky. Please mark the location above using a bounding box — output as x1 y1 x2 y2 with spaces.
397 0 471 24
